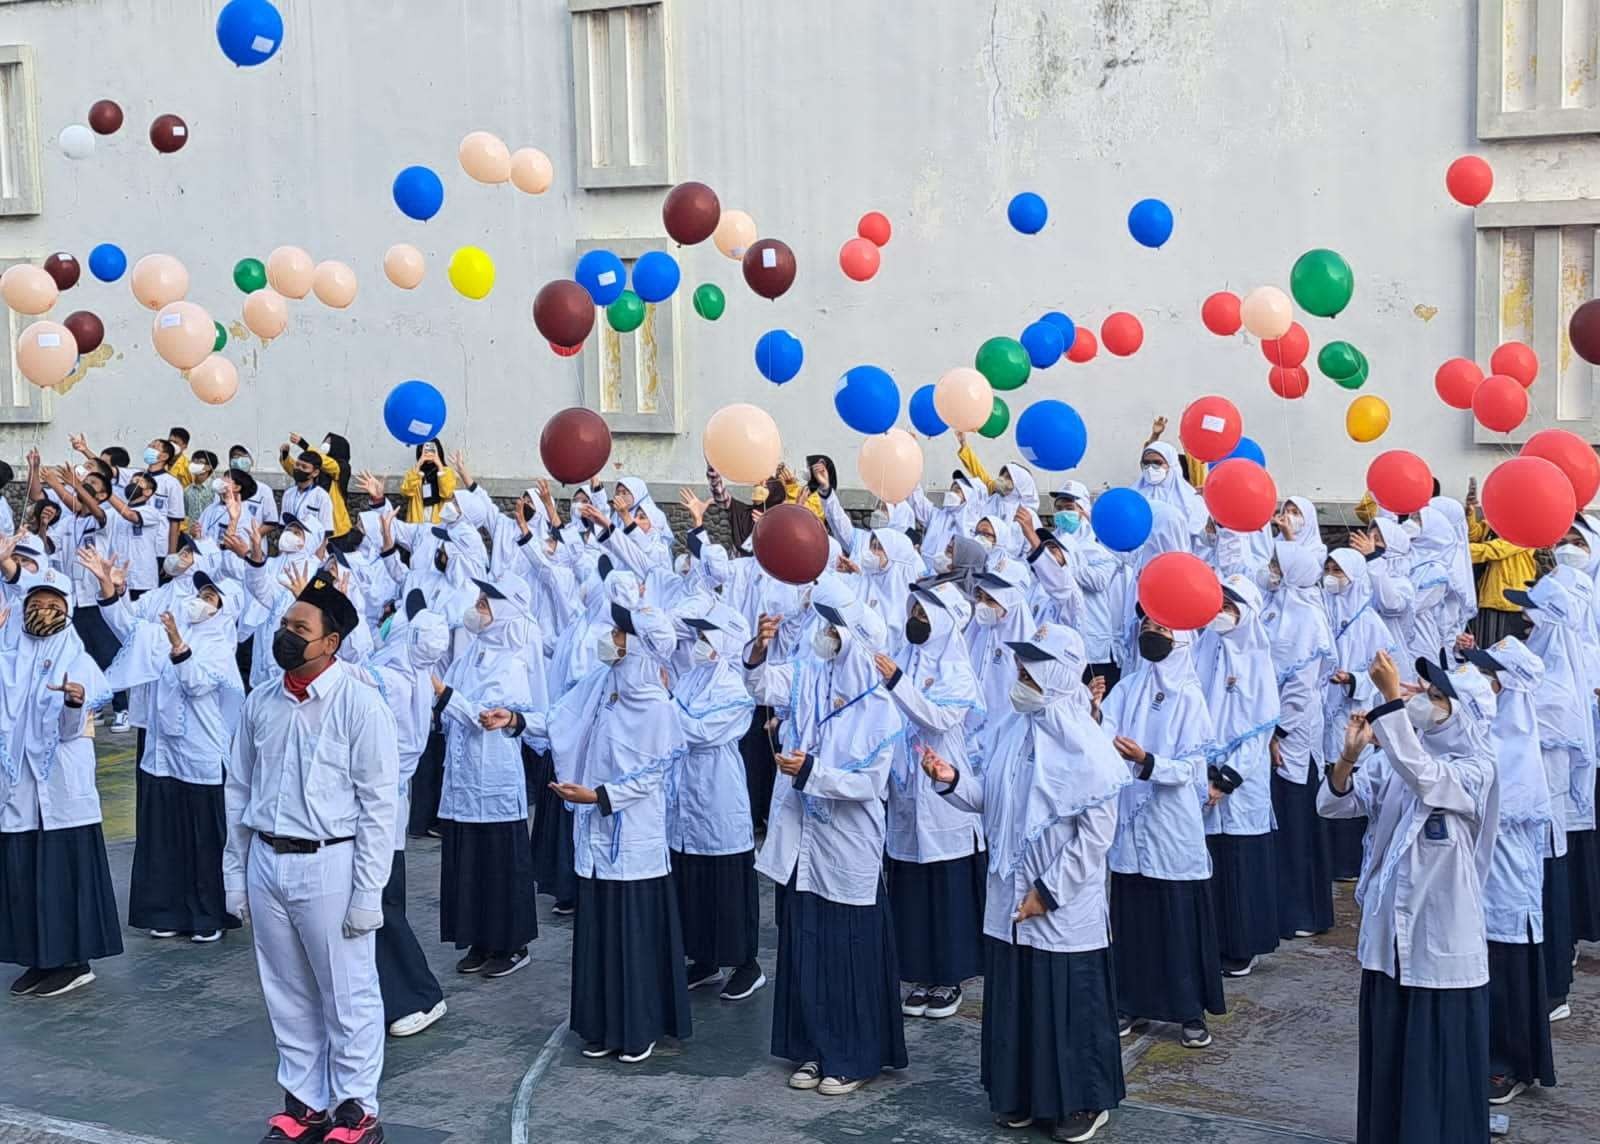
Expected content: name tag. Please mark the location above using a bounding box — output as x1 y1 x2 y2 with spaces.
1423 811 1448 842
1150 690 1166 711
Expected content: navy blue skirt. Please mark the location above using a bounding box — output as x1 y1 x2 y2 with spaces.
1542 854 1574 1004
1487 938 1556 1089
376 850 444 1024
1358 970 1488 1144
1206 832 1279 962
407 729 445 837
438 818 537 953
570 875 691 1055
529 753 577 908
1271 761 1334 937
772 874 908 1080
1565 826 1600 943
128 773 238 935
0 825 123 969
738 706 778 833
981 939 1125 1121
1109 872 1225 1024
671 848 758 969
1327 814 1367 882
886 851 986 985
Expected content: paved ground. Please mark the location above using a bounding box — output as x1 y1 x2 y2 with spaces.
2 746 1598 1142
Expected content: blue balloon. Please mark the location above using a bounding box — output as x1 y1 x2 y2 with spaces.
834 365 900 435
1127 198 1174 249
754 329 804 385
1007 192 1048 235
87 243 127 283
575 250 627 306
1020 321 1066 369
383 380 448 446
392 165 444 222
1015 400 1087 471
1040 311 1076 349
631 251 680 304
216 0 283 67
909 384 947 438
1212 435 1267 469
1091 488 1154 553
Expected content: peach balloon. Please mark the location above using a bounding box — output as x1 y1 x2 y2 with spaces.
858 428 925 504
189 355 239 405
703 403 782 484
312 260 358 308
713 209 758 260
129 254 190 311
152 300 215 370
16 320 78 388
1 265 59 315
1240 286 1294 340
933 367 993 433
242 289 289 340
459 131 511 184
266 246 314 299
384 244 426 289
509 147 553 194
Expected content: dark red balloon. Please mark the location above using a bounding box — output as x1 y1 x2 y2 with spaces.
532 280 597 348
43 252 80 291
752 503 829 585
1366 450 1433 515
539 407 612 485
88 99 123 135
742 239 796 300
662 181 721 246
149 113 188 154
63 310 104 355
1570 299 1600 366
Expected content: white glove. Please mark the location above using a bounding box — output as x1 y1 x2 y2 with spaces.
226 890 250 926
342 903 384 939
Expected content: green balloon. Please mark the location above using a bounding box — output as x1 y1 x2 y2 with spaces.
1334 349 1370 390
691 283 725 321
233 257 267 294
975 336 1031 391
979 395 1011 439
607 290 646 333
1317 340 1362 381
1290 248 1354 318
212 321 227 353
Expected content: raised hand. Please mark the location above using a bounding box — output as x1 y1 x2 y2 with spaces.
1368 649 1402 700
919 746 956 785
159 611 184 650
678 487 710 528
45 673 85 707
1349 529 1376 556
872 652 898 682
280 563 311 599
380 510 395 550
1148 415 1168 441
1088 675 1107 707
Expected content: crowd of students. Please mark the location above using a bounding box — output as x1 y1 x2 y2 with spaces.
0 416 1591 1144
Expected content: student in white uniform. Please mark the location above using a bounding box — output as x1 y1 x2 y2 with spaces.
225 574 399 1144
281 451 336 543
229 446 281 524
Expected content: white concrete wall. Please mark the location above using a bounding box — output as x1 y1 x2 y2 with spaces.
2 0 1597 504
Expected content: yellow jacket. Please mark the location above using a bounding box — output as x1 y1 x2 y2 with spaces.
399 466 458 525
781 477 826 521
280 452 352 536
170 453 192 488
956 440 997 493
1467 508 1537 612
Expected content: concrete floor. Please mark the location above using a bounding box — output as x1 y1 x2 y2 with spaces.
2 748 1598 1143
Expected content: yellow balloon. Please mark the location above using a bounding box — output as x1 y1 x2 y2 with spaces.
447 246 495 300
1346 395 1391 443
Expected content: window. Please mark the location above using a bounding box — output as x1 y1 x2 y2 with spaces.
1478 0 1600 138
577 238 681 434
568 0 672 188
0 256 52 425
0 43 42 217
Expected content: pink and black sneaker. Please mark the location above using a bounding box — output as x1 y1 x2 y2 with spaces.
261 1093 328 1142
324 1099 384 1144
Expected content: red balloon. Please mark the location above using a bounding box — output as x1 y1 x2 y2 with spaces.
838 237 881 282
1268 365 1309 399
1366 450 1434 514
1570 298 1600 366
539 407 612 485
1179 395 1243 461
63 310 104 355
532 279 596 348
1473 374 1529 433
1261 321 1309 368
149 113 188 154
1066 328 1098 363
857 211 892 247
43 252 80 291
1201 291 1242 336
1490 341 1538 387
1521 428 1600 506
549 340 583 358
752 503 829 585
1203 459 1278 532
1100 312 1143 357
1446 155 1493 207
88 99 123 135
1482 456 1576 548
742 238 796 300
1137 552 1223 631
662 181 721 245
1434 358 1483 409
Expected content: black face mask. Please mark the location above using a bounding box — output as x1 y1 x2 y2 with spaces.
434 548 449 573
295 470 314 486
1137 630 1174 663
272 627 311 672
905 616 931 645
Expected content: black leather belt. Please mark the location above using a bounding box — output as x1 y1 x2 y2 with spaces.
258 832 355 855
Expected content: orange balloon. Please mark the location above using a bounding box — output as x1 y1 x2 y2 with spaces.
266 246 314 299
188 355 239 405
152 300 215 369
242 289 289 340
703 403 782 484
509 147 553 194
16 320 78 387
129 254 189 311
1 265 59 315
312 260 358 308
714 209 758 260
383 244 425 289
459 131 511 183
933 367 992 432
858 428 924 503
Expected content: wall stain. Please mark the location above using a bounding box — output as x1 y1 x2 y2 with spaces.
1412 304 1438 322
54 343 116 395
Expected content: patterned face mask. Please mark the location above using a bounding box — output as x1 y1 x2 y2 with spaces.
23 598 68 639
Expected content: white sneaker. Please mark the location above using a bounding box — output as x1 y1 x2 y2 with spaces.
1549 1001 1572 1022
818 1075 865 1096
388 1000 447 1037
788 1061 821 1090
618 1041 655 1064
190 930 223 944
149 929 178 939
581 1043 615 1059
1293 929 1315 938
110 712 131 734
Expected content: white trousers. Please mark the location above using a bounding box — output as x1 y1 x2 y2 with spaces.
247 834 385 1114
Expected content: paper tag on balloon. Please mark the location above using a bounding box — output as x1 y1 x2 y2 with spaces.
598 270 617 287
159 314 183 328
762 248 777 268
171 125 187 138
37 333 61 348
408 419 434 437
252 36 277 53
1201 415 1225 432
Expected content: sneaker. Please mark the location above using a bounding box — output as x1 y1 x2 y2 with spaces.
720 962 766 1001
994 1113 1034 1129
34 965 94 997
552 901 576 917
901 985 930 1017
618 1041 655 1064
484 948 529 978
818 1075 865 1096
110 712 131 734
149 929 178 939
1574 947 1581 968
1180 1021 1213 1049
787 1061 821 1090
424 826 443 840
580 1043 614 1059
191 929 223 944
923 984 963 1019
686 962 723 990
1117 1014 1148 1038
324 1099 382 1144
8 967 49 996
388 1000 446 1038
1053 1109 1110 1142
1293 929 1316 938
1549 1000 1572 1022
455 948 490 974
1222 956 1257 978
1488 1075 1527 1105
261 1092 329 1142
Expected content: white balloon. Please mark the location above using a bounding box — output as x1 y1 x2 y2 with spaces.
58 124 95 160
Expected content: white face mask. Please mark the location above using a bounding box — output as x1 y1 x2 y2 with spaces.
974 603 1001 626
182 596 217 624
1260 566 1283 591
278 531 305 554
1209 611 1238 634
1405 692 1447 731
1322 574 1347 594
597 633 624 665
1556 544 1589 569
868 549 888 571
976 534 996 550
675 554 692 576
463 606 489 634
1009 679 1047 714
209 477 226 495
812 629 842 660
933 552 953 573
1401 518 1421 537
869 509 890 529
996 476 1015 495
439 504 462 526
692 641 717 666
1143 464 1169 485
163 553 192 578
943 490 964 509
